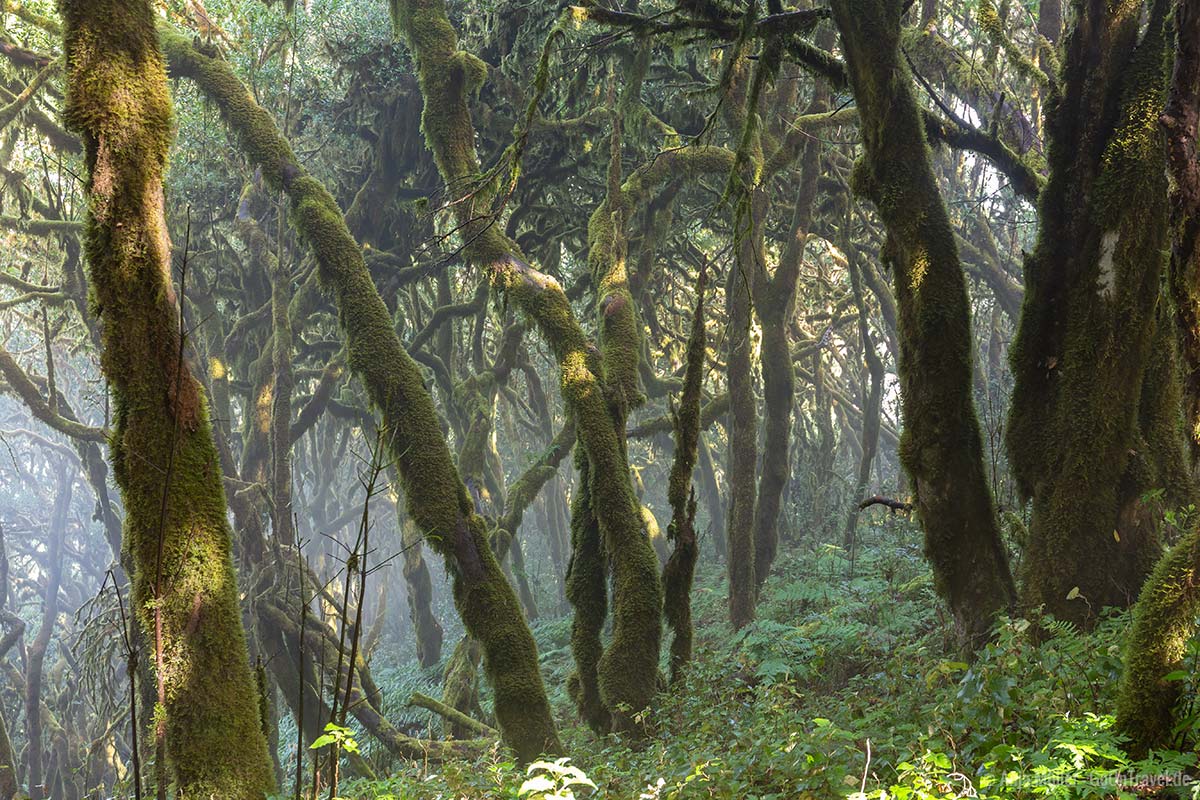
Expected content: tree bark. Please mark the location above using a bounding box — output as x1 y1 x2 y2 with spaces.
1006 0 1186 624
831 0 1016 648
62 3 275 793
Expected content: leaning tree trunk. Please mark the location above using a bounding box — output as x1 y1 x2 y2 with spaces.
61 2 274 794
161 29 560 763
1006 0 1189 625
394 0 663 733
830 0 1016 648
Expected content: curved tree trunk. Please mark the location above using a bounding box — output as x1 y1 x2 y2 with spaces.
61 3 274 794
830 0 1016 648
160 30 559 762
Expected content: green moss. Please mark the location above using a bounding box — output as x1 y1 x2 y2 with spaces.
395 0 663 732
565 455 609 732
726 182 763 630
1116 517 1200 754
441 637 485 739
160 28 559 763
63 3 274 795
1007 0 1176 624
831 0 1015 647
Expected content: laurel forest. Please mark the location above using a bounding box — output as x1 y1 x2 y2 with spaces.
1 0 1200 797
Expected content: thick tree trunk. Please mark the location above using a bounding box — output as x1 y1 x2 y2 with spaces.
62 3 275 794
1117 0 1200 754
831 0 1016 648
1006 0 1185 625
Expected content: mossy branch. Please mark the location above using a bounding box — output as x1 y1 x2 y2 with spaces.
159 27 560 762
0 347 107 443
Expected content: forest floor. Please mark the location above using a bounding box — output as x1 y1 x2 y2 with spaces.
310 519 1199 799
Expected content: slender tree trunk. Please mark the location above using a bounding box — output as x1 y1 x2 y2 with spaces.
843 246 886 549
726 191 764 630
399 516 443 669
697 433 727 560
26 466 71 800
751 124 821 589
270 225 295 546
662 267 708 680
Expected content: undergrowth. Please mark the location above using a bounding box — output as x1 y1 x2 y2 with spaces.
287 520 1200 799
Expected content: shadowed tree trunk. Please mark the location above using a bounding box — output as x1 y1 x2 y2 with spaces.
1006 0 1189 625
843 242 886 549
662 266 708 681
830 0 1016 648
1116 0 1200 755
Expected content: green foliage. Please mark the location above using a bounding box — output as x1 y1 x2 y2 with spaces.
329 517 1200 798
519 759 596 800
310 722 361 755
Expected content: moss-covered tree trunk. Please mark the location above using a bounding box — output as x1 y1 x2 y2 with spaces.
1006 0 1188 625
1116 0 1200 755
61 2 274 794
726 192 763 630
159 30 559 763
393 0 663 733
830 0 1016 648
662 267 707 680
